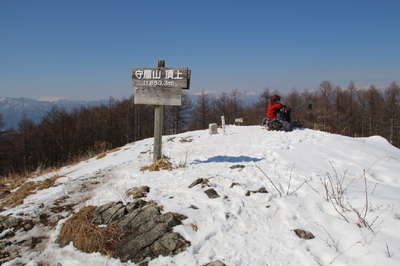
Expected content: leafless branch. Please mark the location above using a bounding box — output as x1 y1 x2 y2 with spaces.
254 164 282 197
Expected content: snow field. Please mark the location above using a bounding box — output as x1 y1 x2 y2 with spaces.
3 126 400 266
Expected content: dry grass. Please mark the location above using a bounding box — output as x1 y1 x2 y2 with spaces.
0 166 61 193
58 206 118 256
140 158 174 172
1 144 122 190
140 156 188 172
0 174 63 208
96 148 121 160
190 223 199 232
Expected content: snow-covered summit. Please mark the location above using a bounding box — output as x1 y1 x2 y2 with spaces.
2 126 400 266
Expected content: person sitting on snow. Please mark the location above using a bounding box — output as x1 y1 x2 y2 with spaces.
264 94 292 131
266 94 292 121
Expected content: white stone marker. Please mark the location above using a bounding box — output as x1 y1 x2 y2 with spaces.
221 116 226 134
209 123 218 135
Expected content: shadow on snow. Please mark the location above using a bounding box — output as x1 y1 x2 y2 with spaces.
192 155 264 164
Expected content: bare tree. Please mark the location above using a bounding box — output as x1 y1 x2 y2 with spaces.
0 113 4 131
190 91 212 130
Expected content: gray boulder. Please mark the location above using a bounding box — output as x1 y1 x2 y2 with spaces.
62 199 190 263
204 188 220 199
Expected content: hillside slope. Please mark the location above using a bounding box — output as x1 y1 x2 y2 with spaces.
1 126 400 266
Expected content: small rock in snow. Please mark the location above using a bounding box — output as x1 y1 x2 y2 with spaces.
230 164 245 169
189 178 209 188
293 229 315 240
230 182 240 188
246 187 268 196
202 260 227 266
126 186 150 199
204 188 220 199
255 187 268 193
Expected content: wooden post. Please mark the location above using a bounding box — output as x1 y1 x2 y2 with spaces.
153 60 165 162
132 59 190 161
153 105 163 161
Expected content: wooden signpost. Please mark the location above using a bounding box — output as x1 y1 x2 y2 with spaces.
132 60 191 162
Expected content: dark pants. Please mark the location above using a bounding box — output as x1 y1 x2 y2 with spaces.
277 108 291 123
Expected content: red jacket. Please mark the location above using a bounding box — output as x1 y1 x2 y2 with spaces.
266 103 283 119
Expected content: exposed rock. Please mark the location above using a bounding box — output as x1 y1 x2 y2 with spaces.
255 187 268 193
245 187 268 196
293 229 315 240
204 188 220 199
59 199 190 264
39 213 50 226
30 236 48 249
92 201 126 225
189 178 209 188
230 182 240 188
126 186 150 199
22 221 34 231
189 204 199 209
151 232 189 255
0 215 34 233
202 260 227 266
230 164 245 169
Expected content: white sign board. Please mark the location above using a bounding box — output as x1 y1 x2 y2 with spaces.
132 66 191 106
132 67 190 89
134 87 181 106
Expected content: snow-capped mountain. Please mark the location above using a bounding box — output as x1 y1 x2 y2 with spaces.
0 97 106 130
1 126 400 265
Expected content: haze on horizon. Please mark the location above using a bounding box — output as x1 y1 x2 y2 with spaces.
1 0 399 100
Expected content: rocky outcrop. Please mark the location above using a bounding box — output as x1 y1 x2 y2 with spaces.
58 199 190 264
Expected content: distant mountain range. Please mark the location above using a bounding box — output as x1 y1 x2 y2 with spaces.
0 97 107 130
0 93 260 130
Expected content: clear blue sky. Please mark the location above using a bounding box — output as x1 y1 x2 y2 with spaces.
1 0 399 100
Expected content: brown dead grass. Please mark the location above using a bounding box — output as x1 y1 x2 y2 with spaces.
0 166 61 193
96 147 121 160
190 223 199 232
140 158 174 172
58 206 118 256
0 174 63 208
140 156 188 172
